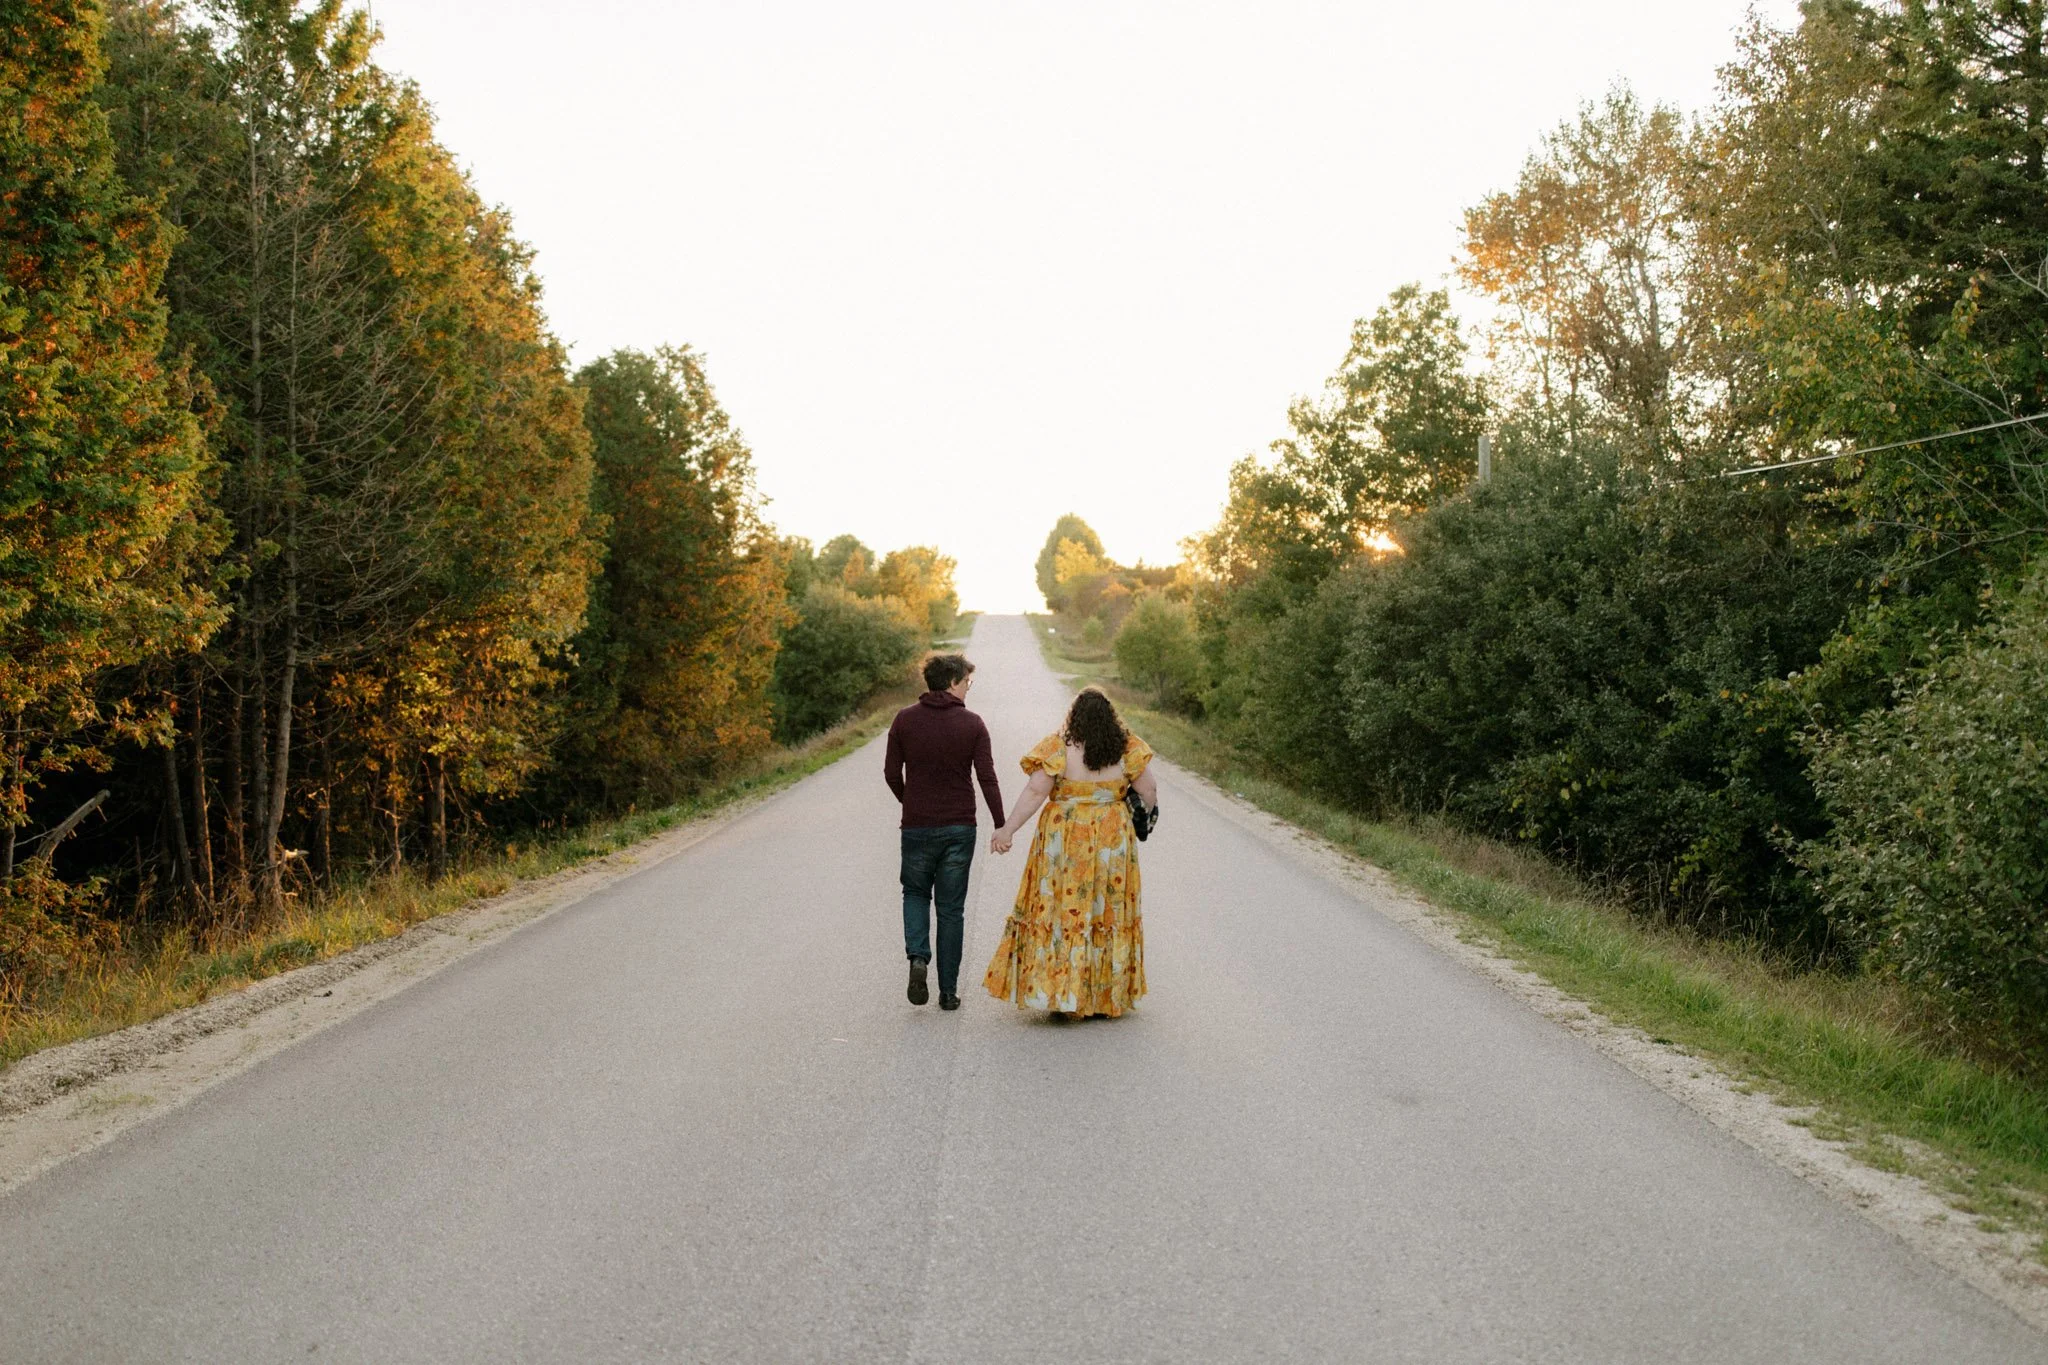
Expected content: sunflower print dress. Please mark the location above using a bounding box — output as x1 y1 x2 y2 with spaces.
982 730 1152 1017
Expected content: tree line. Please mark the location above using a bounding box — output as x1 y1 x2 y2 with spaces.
1 0 952 994
1059 1 2048 1057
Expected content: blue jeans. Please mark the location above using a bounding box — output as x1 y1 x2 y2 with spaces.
901 825 975 995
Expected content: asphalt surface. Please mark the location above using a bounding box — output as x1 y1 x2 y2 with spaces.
1 614 2041 1363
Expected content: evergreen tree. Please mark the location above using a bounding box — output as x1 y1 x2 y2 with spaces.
336 80 598 878
560 347 783 808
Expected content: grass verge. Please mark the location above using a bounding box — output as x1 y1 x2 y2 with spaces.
1028 615 2048 1258
0 692 904 1073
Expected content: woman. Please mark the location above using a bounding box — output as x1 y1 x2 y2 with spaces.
983 687 1158 1017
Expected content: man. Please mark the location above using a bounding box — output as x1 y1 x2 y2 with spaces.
883 652 1004 1010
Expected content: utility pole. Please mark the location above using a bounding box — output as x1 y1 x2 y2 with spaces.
1477 433 1493 484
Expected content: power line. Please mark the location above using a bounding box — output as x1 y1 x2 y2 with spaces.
1715 412 2048 479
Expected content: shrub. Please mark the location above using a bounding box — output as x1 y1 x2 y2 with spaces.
1210 573 1360 793
1288 443 1852 943
0 869 108 1008
1802 562 2048 1047
1113 594 1204 711
770 585 922 741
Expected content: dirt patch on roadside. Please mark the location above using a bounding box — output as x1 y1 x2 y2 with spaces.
1164 759 2048 1337
0 796 763 1195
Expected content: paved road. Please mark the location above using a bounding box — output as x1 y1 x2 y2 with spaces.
2 615 2041 1362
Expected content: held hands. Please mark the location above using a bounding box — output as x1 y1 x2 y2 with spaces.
990 828 1014 855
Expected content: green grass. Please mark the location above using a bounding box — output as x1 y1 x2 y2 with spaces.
1031 613 1117 679
0 694 903 1073
1029 616 2048 1258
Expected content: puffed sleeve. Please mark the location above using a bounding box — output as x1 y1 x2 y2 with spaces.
1022 731 1066 776
1122 732 1154 779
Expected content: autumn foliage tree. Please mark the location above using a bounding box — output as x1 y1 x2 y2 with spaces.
1034 514 1104 614
1461 88 1696 460
0 0 217 953
555 347 783 808
329 79 598 879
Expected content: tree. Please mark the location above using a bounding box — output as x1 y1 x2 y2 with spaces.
770 585 920 742
873 545 959 638
1112 595 1202 710
1803 559 2048 1049
100 0 440 906
98 0 601 898
0 0 218 888
1187 285 1488 725
1053 538 1107 587
776 536 817 602
1461 88 1696 460
1194 285 1487 598
337 83 599 876
1318 442 1853 942
1034 514 1104 612
1695 0 2048 727
559 347 781 808
816 534 874 592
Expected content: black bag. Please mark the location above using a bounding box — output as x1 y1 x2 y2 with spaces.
1124 784 1157 841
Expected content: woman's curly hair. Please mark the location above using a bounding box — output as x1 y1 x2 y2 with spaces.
1063 687 1128 773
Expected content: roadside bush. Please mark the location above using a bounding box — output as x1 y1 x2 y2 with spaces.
1298 444 1852 943
1112 594 1204 711
770 585 922 742
1209 572 1363 796
1802 562 2048 1047
0 871 108 1008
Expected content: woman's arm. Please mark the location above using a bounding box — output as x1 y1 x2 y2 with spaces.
1132 766 1158 811
991 772 1054 854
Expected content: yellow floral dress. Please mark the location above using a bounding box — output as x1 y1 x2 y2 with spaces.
983 730 1152 1017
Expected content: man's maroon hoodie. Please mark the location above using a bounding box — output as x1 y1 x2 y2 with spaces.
883 691 1004 829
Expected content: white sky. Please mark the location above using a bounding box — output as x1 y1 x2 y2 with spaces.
367 0 1799 612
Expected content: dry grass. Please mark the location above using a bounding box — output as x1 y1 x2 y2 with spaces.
1393 807 1930 1046
0 696 902 1072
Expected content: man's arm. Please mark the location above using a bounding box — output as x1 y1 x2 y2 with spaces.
883 718 907 802
973 719 1004 825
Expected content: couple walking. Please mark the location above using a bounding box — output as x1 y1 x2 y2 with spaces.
883 652 1159 1016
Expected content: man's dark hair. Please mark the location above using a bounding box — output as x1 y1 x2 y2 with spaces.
1063 687 1128 772
923 653 974 692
